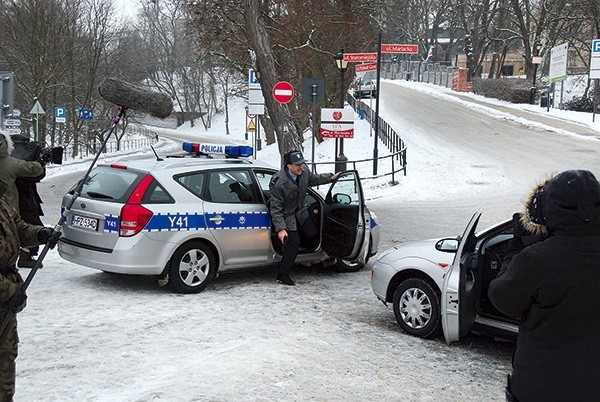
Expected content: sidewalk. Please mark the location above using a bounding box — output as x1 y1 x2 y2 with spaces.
450 92 600 141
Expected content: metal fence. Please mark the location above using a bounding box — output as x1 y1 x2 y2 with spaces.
308 93 407 184
59 126 159 162
380 60 457 89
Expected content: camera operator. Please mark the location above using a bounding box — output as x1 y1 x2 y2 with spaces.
488 170 600 401
0 131 45 268
10 134 50 268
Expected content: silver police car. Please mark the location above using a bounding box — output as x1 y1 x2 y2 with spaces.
58 143 379 293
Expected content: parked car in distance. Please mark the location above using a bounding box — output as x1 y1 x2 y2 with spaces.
352 73 377 99
58 142 380 294
371 210 519 344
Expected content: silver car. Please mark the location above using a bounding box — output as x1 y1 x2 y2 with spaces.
371 210 518 344
58 143 379 293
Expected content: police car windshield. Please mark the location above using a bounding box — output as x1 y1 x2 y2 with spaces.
79 167 145 203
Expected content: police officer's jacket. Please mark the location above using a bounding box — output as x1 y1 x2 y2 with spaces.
269 167 333 233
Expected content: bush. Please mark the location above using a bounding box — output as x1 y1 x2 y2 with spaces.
561 96 597 112
472 78 533 103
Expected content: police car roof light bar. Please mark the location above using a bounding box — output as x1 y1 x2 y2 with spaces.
182 142 253 158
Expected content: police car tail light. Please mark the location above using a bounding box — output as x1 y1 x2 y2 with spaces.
119 175 154 237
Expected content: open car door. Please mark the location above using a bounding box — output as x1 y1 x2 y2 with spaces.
321 170 369 264
442 209 481 344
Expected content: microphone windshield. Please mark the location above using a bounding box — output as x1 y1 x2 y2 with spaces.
99 78 173 118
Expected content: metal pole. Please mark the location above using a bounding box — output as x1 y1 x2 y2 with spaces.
335 56 347 172
311 84 317 173
373 32 382 176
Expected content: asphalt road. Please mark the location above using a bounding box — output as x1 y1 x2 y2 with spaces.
28 86 600 401
369 81 600 245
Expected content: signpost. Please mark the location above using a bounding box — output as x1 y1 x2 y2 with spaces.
54 106 66 123
590 39 600 122
30 100 45 143
301 78 325 171
272 81 294 104
381 44 419 54
356 63 378 73
248 68 264 116
343 53 377 62
78 108 94 120
548 43 569 110
320 108 354 138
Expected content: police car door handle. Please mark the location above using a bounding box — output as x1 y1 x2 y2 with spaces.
209 215 225 223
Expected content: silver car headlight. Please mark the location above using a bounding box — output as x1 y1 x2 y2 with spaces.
376 246 397 261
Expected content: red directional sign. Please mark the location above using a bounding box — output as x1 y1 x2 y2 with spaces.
356 63 378 73
343 53 378 62
381 44 419 54
272 81 294 104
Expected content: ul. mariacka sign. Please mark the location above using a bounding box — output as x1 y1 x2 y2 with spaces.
320 108 354 138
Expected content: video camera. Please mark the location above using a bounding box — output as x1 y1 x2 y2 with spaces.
10 134 63 165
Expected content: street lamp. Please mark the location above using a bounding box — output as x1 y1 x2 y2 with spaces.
334 49 348 172
530 40 543 104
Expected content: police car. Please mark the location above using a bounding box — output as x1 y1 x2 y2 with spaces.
58 143 380 293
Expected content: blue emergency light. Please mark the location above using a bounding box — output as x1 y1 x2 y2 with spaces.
182 142 253 158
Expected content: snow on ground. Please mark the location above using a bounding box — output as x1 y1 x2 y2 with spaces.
15 79 600 401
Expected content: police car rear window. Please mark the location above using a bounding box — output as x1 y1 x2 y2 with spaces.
80 167 144 203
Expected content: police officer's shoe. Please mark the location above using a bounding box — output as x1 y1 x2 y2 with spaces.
276 274 295 286
17 251 43 269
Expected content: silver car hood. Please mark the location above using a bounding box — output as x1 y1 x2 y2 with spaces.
377 238 456 267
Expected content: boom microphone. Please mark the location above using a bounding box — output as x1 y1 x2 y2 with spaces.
98 78 173 118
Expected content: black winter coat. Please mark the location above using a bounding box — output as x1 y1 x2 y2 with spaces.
488 170 600 402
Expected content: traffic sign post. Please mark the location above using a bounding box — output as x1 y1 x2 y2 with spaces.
591 39 600 122
78 108 94 121
30 99 45 143
272 81 294 104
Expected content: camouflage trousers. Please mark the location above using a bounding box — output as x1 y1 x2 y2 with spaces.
0 313 18 402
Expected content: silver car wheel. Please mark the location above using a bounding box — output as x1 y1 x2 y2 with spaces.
179 249 210 286
169 241 216 294
399 287 432 329
392 278 441 338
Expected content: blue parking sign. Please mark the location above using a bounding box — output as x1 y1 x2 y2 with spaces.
78 108 94 121
593 39 600 54
55 106 66 123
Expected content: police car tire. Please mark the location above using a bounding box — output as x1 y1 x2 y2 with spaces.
169 241 216 294
336 259 364 272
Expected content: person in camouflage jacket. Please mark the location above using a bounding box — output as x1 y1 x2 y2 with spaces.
0 179 56 402
0 131 44 212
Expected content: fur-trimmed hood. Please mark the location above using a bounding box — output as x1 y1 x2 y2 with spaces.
522 170 600 236
0 130 14 158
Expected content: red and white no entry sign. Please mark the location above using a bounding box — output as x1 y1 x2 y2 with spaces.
272 81 294 104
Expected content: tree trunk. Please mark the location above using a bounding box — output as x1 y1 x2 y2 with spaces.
244 0 301 156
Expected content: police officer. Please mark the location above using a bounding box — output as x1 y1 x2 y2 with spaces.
0 178 59 401
269 150 340 285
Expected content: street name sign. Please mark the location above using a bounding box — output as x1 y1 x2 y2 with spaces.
381 44 419 54
356 63 378 73
343 53 377 62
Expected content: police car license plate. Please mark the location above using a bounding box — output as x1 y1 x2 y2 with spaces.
72 215 98 231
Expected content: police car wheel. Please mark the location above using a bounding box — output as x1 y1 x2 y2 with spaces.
169 241 216 294
336 259 364 272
